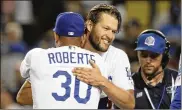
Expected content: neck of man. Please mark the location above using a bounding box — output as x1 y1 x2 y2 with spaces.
58 37 81 47
84 39 103 55
141 67 164 87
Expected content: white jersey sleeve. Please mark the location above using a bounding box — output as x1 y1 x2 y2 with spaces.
20 48 41 78
103 46 134 90
20 50 32 78
112 50 134 90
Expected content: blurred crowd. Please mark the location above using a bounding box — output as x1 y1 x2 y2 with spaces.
0 0 181 109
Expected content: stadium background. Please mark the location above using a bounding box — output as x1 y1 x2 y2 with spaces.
1 0 181 109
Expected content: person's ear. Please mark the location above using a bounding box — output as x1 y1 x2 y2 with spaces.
137 51 142 65
80 33 87 48
53 32 60 47
85 20 93 32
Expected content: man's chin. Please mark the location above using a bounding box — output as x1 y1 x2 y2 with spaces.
144 71 154 76
93 44 110 52
143 68 153 74
99 44 110 51
99 47 109 52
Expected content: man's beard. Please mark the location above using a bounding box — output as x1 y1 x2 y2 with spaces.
143 67 162 80
89 34 107 52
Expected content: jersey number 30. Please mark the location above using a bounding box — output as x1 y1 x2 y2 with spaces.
52 70 92 104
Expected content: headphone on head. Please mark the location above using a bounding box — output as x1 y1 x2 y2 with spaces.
136 29 171 68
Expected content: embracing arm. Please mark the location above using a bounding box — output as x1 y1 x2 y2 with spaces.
72 60 135 109
16 80 33 105
17 48 40 105
99 77 135 109
17 49 33 105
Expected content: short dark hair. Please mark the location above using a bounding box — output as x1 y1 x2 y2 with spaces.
87 4 122 33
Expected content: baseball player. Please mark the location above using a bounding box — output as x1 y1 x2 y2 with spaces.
72 4 134 109
19 12 108 109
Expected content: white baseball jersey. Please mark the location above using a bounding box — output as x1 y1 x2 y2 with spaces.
20 46 108 109
100 45 134 98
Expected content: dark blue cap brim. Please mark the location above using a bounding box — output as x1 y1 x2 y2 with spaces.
135 47 163 54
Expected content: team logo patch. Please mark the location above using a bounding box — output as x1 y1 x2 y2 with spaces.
136 92 143 98
125 67 132 79
166 86 173 94
144 36 155 46
68 32 74 36
125 67 134 85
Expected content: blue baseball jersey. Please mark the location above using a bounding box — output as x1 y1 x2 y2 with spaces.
170 54 181 109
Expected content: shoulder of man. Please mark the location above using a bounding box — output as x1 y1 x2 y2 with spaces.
164 68 178 80
25 48 44 58
75 46 102 57
132 68 178 79
106 45 129 62
132 71 139 80
132 71 141 82
131 70 146 89
29 47 44 53
108 45 128 56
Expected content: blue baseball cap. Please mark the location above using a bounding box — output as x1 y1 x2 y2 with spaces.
53 12 84 37
135 33 166 54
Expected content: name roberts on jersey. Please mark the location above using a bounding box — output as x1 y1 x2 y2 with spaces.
48 50 95 65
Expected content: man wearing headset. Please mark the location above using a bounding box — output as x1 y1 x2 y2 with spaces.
131 29 178 109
